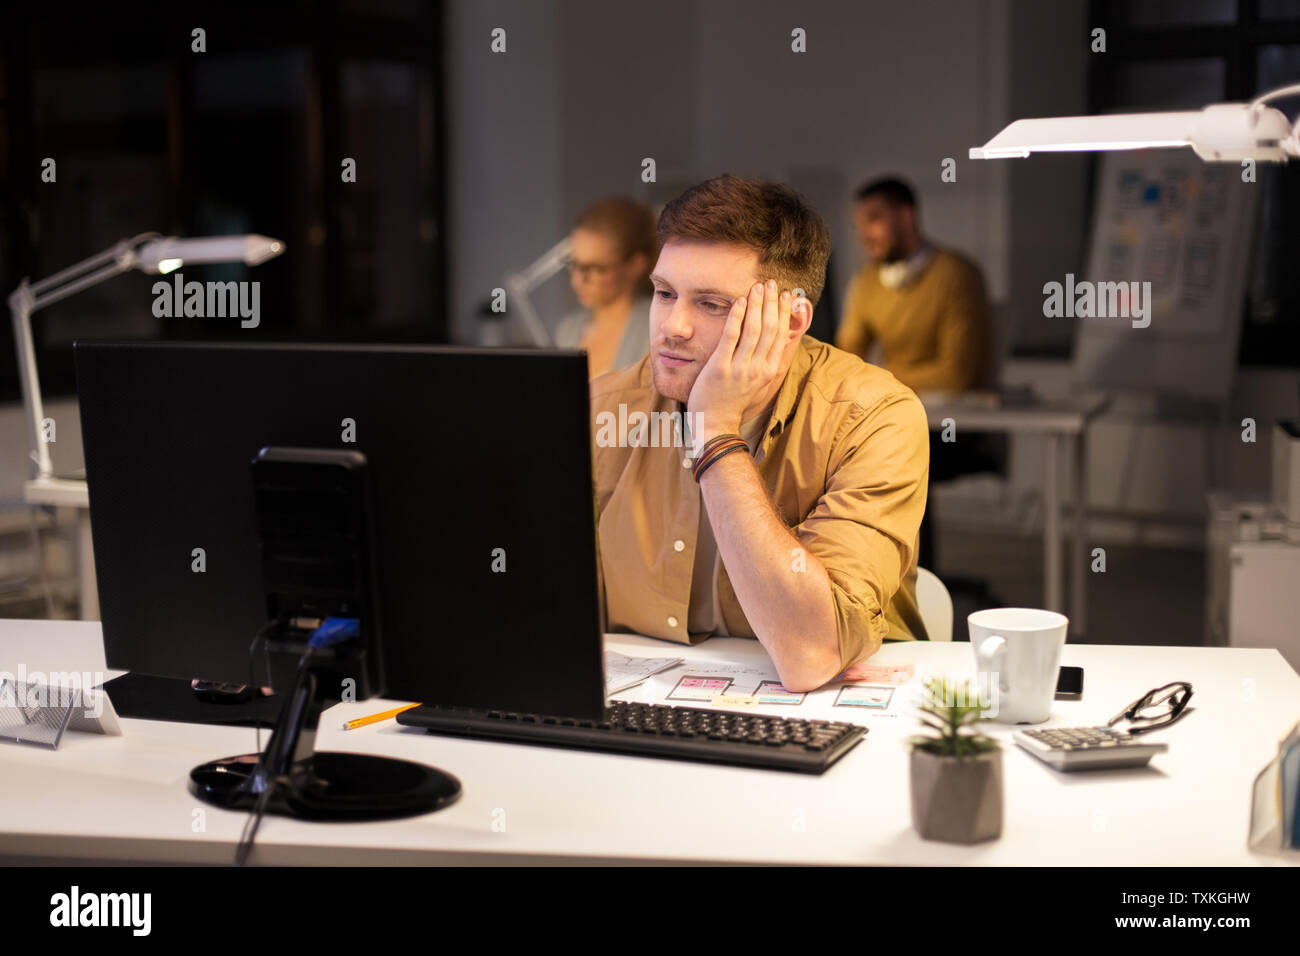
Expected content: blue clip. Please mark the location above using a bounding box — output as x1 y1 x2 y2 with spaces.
307 616 360 649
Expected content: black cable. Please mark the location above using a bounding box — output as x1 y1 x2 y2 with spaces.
247 621 277 758
235 769 279 867
234 628 346 866
236 620 282 867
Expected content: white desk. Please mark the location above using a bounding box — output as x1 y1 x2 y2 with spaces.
923 395 1110 638
1 618 1297 866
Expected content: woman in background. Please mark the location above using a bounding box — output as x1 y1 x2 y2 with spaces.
555 197 656 378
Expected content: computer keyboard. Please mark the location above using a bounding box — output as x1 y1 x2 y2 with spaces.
397 699 867 773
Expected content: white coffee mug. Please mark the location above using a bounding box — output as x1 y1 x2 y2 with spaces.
969 607 1068 724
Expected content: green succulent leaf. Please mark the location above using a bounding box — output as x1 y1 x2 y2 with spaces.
910 675 1002 754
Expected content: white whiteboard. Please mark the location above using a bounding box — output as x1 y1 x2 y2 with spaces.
1072 148 1258 400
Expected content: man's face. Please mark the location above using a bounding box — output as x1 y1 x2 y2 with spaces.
852 196 909 263
647 240 763 402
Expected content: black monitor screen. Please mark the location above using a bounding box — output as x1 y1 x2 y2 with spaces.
74 340 605 718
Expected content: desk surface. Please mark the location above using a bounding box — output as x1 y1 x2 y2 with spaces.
1 618 1297 866
921 394 1111 433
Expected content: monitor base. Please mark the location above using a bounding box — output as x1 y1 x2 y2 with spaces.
189 750 461 821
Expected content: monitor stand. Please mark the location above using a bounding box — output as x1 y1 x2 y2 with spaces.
189 651 460 821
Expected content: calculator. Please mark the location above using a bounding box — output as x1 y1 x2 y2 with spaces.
1013 726 1168 771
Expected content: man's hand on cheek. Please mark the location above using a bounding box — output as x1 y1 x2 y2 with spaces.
687 279 795 443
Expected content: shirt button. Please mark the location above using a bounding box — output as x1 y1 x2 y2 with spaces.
682 457 691 468
667 616 678 628
673 539 685 552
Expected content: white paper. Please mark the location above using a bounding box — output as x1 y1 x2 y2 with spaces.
604 650 684 696
618 656 917 724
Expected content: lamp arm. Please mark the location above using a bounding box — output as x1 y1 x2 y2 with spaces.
498 236 574 348
23 259 134 312
503 274 552 347
1250 83 1300 108
8 231 161 481
1250 83 1300 158
16 232 161 307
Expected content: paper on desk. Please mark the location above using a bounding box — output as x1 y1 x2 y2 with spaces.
837 663 914 686
604 650 684 695
627 657 918 723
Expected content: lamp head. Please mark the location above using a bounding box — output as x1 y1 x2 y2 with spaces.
1189 103 1297 162
134 234 286 274
970 83 1300 164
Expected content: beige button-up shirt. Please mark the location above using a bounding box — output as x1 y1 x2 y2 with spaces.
591 335 930 670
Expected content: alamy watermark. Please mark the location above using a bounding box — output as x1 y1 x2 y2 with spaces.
909 668 1002 718
1042 273 1151 329
50 886 150 936
0 667 107 718
152 272 260 328
594 404 707 456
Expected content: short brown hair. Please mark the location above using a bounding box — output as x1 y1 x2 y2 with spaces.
656 174 832 308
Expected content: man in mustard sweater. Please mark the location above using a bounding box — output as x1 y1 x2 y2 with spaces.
835 176 996 569
836 177 992 392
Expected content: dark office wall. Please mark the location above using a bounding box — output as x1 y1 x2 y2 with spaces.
997 0 1092 362
443 0 1094 358
0 0 448 403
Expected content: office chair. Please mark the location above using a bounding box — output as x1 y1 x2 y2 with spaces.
916 566 954 642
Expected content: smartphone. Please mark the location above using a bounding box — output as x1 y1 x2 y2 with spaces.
1055 666 1084 699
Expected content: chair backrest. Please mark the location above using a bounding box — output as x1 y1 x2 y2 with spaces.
916 567 954 642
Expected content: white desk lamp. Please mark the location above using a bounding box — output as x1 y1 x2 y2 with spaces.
970 82 1300 162
501 236 572 347
8 231 284 617
9 232 284 481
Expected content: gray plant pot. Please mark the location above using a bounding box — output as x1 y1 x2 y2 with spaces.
910 747 1004 844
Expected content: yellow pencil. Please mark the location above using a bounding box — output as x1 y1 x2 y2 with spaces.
341 703 419 730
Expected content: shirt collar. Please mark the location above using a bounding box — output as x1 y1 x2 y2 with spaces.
758 335 816 450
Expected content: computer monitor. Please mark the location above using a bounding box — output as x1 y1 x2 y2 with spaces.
75 340 607 819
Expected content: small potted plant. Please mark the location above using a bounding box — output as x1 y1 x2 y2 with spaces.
910 676 1003 843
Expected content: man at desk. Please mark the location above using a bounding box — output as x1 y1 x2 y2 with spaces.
591 175 930 693
835 176 997 568
834 176 992 393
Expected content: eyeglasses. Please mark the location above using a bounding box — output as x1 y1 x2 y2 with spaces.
565 256 625 280
1106 681 1193 735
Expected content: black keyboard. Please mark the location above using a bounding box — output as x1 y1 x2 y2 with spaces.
397 700 866 774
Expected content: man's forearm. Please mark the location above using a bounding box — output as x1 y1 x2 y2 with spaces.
698 450 841 692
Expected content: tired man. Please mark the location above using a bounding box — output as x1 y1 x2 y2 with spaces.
592 175 929 693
